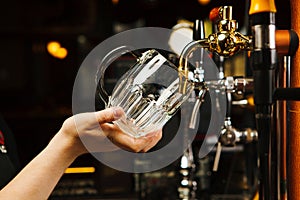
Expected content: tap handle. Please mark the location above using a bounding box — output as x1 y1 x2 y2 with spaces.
222 6 233 20
212 142 222 171
276 29 299 56
209 6 233 23
189 89 207 129
226 92 232 119
193 19 205 40
193 19 205 61
209 7 221 23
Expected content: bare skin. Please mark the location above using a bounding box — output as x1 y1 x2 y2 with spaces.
0 107 162 200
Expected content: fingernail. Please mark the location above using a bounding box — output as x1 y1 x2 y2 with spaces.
113 107 124 120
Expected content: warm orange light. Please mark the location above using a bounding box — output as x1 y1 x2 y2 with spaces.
64 167 95 174
197 0 210 6
47 41 60 53
112 0 119 5
55 47 68 59
46 41 68 59
247 95 255 107
253 191 259 200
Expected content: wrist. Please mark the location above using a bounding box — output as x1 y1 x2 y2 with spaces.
48 130 87 162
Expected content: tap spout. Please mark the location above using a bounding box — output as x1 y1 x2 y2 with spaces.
178 39 210 94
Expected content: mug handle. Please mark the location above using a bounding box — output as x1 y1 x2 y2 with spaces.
96 46 136 106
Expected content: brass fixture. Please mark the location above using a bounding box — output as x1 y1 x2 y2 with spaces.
178 6 251 94
207 6 252 57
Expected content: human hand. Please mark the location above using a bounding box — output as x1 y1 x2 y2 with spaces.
58 107 162 156
0 107 162 200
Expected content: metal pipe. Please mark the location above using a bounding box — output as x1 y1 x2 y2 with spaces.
274 50 288 199
178 39 209 94
284 56 291 200
278 55 288 200
249 0 277 199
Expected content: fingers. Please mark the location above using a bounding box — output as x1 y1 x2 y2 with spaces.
127 131 162 152
95 107 125 124
102 125 163 153
94 108 162 153
139 130 163 152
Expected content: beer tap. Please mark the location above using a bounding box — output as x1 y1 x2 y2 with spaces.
178 6 255 136
219 77 258 147
177 7 257 173
188 19 207 129
207 6 252 57
178 6 251 94
207 76 258 171
176 2 300 199
177 19 206 200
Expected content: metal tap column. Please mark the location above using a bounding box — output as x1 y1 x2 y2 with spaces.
249 0 277 199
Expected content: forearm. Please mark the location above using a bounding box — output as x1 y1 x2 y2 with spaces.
0 108 162 200
0 131 82 200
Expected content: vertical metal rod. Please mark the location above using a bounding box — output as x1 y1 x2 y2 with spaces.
285 57 291 200
276 55 288 200
279 56 289 200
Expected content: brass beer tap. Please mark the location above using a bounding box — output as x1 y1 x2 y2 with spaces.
207 6 252 57
178 6 251 93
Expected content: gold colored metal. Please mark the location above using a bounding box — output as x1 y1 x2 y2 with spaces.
177 6 252 94
207 6 251 57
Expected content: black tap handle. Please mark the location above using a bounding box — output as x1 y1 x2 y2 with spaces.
193 19 205 40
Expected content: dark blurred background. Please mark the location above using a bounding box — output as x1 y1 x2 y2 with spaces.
0 0 291 199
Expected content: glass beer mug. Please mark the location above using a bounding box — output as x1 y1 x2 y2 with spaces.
97 48 194 138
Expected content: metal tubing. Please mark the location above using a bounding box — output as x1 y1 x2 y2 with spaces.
275 54 288 200
249 10 277 200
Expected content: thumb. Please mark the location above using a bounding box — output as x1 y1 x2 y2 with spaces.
95 107 125 124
